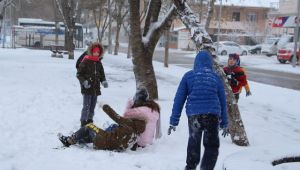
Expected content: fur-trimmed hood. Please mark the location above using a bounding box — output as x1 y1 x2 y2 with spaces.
87 42 104 58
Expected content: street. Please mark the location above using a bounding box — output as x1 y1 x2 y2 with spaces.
120 46 300 91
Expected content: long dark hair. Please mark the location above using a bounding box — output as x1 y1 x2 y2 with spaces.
132 100 160 113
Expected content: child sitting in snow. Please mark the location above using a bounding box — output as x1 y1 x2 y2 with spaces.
58 103 146 151
58 87 161 151
123 87 161 149
77 42 108 127
223 53 251 102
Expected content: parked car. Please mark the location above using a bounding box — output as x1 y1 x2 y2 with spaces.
248 44 262 54
262 35 293 57
213 41 248 56
277 43 300 64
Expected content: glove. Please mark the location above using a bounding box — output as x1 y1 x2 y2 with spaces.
231 78 238 86
246 91 252 97
102 81 108 88
168 125 176 135
82 80 91 89
221 127 229 138
226 74 232 79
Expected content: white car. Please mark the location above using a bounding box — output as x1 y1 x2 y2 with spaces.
213 41 248 56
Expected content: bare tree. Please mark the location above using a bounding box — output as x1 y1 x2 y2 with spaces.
55 0 80 59
205 0 216 30
112 0 129 55
172 0 249 146
0 0 14 47
91 0 108 43
129 0 176 99
123 0 149 59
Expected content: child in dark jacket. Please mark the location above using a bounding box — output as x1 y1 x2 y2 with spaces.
58 104 146 151
77 42 108 127
223 53 251 102
168 51 228 170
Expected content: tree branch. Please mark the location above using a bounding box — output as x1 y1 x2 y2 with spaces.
55 0 69 32
145 5 176 51
143 0 153 36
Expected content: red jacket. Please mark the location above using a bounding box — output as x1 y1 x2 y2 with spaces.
223 66 250 94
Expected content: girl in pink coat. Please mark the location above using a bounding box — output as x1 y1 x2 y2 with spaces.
123 87 161 148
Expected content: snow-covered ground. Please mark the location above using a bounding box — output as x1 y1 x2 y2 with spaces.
0 48 299 170
184 53 300 75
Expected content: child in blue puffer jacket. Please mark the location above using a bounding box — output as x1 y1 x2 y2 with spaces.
168 50 228 170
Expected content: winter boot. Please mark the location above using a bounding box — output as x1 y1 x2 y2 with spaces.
58 133 75 147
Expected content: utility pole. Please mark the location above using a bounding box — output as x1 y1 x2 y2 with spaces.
292 0 300 67
216 0 222 55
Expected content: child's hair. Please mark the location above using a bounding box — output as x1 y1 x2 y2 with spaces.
132 100 160 113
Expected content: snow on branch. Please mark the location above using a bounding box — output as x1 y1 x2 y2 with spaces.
142 5 176 46
172 0 215 53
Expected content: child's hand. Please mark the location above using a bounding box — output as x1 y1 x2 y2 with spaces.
98 101 108 108
246 91 252 97
82 80 91 89
102 81 108 88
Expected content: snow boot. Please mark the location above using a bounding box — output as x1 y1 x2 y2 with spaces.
58 133 74 147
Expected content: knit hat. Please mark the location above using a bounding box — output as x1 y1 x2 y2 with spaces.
229 53 240 66
92 47 101 54
133 87 149 104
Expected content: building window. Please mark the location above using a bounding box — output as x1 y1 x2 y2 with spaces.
247 12 257 22
232 12 240 21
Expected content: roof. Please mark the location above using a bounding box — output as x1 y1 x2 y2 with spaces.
215 0 279 8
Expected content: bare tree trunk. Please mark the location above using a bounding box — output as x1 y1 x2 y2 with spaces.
114 24 121 55
107 0 112 54
172 0 249 146
164 30 169 67
55 0 80 59
126 35 131 58
129 0 176 99
205 0 216 30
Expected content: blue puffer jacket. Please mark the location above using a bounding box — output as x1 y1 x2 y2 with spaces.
170 51 228 128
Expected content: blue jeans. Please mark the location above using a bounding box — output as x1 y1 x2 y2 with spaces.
72 126 97 144
185 114 220 170
81 95 98 122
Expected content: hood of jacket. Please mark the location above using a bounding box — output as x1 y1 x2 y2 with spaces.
193 51 213 72
87 42 104 58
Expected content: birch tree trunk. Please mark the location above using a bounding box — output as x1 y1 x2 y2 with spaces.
172 0 249 146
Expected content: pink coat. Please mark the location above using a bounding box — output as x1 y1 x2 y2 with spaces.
123 100 160 147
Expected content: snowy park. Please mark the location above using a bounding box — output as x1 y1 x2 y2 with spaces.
0 48 300 170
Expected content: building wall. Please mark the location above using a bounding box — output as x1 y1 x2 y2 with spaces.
278 0 298 15
212 5 269 34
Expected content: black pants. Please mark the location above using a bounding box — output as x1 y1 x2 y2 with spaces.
234 93 240 103
72 124 118 144
185 114 220 170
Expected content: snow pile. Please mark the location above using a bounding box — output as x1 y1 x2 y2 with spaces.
0 48 299 170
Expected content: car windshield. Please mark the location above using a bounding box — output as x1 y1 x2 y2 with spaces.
265 38 279 45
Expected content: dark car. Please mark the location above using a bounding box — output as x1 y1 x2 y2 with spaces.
249 44 262 54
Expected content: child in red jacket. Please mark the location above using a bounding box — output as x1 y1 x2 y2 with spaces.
223 53 251 102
